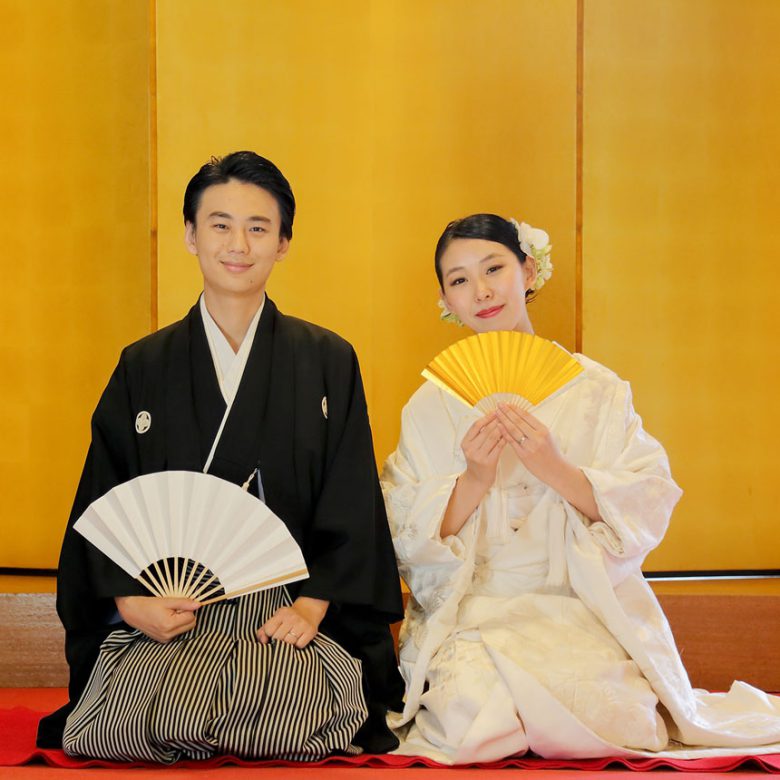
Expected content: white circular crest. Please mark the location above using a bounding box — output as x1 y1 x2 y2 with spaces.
135 410 151 434
321 396 328 420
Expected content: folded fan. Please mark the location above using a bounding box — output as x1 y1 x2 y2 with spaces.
422 330 583 413
74 471 308 605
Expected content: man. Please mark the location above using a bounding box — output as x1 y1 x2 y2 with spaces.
38 151 404 759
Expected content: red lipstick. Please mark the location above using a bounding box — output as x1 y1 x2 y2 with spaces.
476 305 504 318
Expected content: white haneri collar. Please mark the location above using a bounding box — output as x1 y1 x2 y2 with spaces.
199 293 264 474
199 293 264 405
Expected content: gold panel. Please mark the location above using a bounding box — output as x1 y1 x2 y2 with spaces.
0 2 152 568
583 0 780 569
155 0 578 463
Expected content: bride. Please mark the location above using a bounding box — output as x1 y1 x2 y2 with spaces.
381 213 780 764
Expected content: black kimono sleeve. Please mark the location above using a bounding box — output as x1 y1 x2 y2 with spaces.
38 353 146 748
58 352 148 628
296 345 402 623
292 344 405 752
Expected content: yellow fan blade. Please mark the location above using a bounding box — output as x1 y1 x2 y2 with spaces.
422 331 583 409
421 367 473 407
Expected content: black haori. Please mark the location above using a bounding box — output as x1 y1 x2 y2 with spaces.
62 587 367 763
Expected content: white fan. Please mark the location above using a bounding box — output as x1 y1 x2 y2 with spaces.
74 471 309 605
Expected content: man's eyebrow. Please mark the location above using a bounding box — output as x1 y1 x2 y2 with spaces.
445 253 502 276
206 212 271 223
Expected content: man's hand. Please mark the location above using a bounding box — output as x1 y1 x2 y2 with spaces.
257 596 329 649
115 595 200 643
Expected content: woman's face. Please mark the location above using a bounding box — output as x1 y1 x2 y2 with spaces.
439 238 536 333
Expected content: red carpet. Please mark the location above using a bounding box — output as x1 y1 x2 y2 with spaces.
2 706 780 772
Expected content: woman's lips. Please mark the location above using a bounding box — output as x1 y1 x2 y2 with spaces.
476 305 504 318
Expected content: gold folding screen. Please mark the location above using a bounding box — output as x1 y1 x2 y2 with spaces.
1 0 778 580
0 1 152 571
582 0 780 570
154 0 578 465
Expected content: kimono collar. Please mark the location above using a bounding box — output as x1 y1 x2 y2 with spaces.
199 293 265 406
164 298 296 501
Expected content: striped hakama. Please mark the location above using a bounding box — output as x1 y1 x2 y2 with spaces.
62 587 367 763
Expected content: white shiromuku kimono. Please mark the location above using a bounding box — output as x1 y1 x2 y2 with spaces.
382 354 780 764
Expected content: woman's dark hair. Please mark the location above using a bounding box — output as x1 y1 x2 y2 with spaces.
434 213 530 294
183 151 296 240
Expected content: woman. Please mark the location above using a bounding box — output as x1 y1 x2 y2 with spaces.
382 213 780 764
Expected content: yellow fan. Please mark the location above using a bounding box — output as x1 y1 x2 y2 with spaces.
422 331 583 413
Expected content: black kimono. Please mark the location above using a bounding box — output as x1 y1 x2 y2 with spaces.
38 298 405 754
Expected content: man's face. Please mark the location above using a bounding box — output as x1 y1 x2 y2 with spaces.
185 179 289 302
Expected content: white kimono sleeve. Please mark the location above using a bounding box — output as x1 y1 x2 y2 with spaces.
381 400 478 615
580 378 682 577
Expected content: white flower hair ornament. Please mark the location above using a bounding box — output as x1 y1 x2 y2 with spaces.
509 218 553 292
438 297 464 326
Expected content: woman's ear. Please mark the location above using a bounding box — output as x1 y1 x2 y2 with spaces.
524 256 538 292
184 222 198 256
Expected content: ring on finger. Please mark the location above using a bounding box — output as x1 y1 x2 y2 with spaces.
287 630 299 638
518 434 528 445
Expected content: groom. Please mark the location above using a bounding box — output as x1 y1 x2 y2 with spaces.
38 151 404 752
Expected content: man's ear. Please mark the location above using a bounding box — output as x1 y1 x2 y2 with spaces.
524 256 538 292
275 236 290 262
184 222 198 256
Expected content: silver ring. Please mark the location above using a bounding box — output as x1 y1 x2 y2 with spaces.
518 434 528 445
287 630 299 638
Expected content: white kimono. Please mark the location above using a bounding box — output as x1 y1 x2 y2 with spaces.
382 355 780 764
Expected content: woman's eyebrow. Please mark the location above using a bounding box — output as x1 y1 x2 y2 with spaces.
445 253 503 277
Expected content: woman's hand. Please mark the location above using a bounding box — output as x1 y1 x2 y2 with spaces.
496 403 602 521
257 596 329 649
496 404 567 485
114 595 199 643
461 413 506 489
440 413 506 538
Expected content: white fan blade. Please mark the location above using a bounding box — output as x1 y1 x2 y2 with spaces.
73 471 309 602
